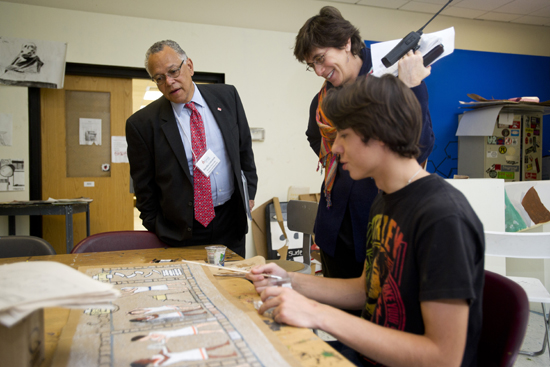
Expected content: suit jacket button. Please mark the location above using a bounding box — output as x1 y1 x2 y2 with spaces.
187 227 192 232
188 201 193 207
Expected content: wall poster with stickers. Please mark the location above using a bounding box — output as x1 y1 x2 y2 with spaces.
522 114 543 181
457 110 543 182
486 113 523 182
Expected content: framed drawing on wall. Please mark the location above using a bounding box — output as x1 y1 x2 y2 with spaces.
0 36 67 89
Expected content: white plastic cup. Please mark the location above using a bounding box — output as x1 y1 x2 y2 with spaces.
205 245 227 266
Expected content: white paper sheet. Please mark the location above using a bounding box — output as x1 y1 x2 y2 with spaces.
79 118 102 145
456 106 503 136
111 136 129 163
0 158 24 191
371 27 455 77
0 261 119 327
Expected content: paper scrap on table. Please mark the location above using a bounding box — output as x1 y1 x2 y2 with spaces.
371 27 455 77
210 255 266 277
0 261 119 327
46 196 93 203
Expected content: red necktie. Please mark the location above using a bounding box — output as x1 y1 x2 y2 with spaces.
185 102 215 227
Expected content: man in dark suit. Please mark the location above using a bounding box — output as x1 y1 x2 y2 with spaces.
126 40 257 257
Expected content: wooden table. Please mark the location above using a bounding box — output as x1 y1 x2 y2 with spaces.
0 247 353 367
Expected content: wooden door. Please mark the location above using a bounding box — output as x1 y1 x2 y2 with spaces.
41 75 134 253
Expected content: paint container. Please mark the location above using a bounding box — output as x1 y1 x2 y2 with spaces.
205 245 226 266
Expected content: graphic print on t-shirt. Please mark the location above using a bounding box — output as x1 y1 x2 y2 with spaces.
364 213 408 330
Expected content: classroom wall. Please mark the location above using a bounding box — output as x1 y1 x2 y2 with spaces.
0 85 29 233
1 0 549 256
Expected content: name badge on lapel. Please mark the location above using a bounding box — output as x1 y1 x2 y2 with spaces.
195 149 220 177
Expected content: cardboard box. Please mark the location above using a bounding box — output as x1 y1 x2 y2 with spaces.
251 198 276 259
298 193 321 203
251 197 322 273
0 309 44 367
252 197 294 258
506 181 550 230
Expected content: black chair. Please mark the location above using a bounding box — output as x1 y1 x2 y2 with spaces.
0 235 56 258
71 230 167 253
265 201 290 260
477 270 530 367
287 199 318 267
263 200 317 275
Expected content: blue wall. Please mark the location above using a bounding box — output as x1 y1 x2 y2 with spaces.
365 41 550 178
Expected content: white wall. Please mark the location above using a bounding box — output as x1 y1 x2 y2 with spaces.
0 85 30 234
3 0 549 56
1 0 549 256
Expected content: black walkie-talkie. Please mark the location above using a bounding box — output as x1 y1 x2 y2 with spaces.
381 0 453 68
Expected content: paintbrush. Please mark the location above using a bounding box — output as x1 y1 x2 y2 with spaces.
180 259 282 279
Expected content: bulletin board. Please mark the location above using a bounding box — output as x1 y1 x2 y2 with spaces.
65 90 111 178
365 40 550 179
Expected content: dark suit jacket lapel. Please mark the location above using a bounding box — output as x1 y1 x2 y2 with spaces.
198 85 239 168
159 98 193 183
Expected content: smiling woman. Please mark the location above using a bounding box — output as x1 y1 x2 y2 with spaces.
293 5 435 293
295 6 364 88
304 42 363 88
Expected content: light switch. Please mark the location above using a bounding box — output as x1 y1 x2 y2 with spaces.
250 128 265 142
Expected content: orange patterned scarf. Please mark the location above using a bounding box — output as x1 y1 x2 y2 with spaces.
316 82 338 207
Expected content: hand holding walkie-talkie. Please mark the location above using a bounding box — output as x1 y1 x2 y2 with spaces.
381 0 453 68
382 31 422 68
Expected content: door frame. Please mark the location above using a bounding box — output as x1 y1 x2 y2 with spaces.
28 62 224 237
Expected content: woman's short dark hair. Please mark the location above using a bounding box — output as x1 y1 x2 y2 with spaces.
294 6 365 63
322 75 422 159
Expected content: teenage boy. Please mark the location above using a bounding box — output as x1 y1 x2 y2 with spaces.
247 75 484 367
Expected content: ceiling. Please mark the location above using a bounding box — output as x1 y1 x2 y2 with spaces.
325 0 550 26
6 0 550 28
8 0 548 109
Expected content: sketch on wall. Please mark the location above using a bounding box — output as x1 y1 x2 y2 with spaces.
0 113 13 146
79 118 102 146
0 159 24 191
0 37 67 89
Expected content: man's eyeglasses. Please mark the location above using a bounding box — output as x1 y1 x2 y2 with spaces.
151 59 186 86
306 51 327 72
